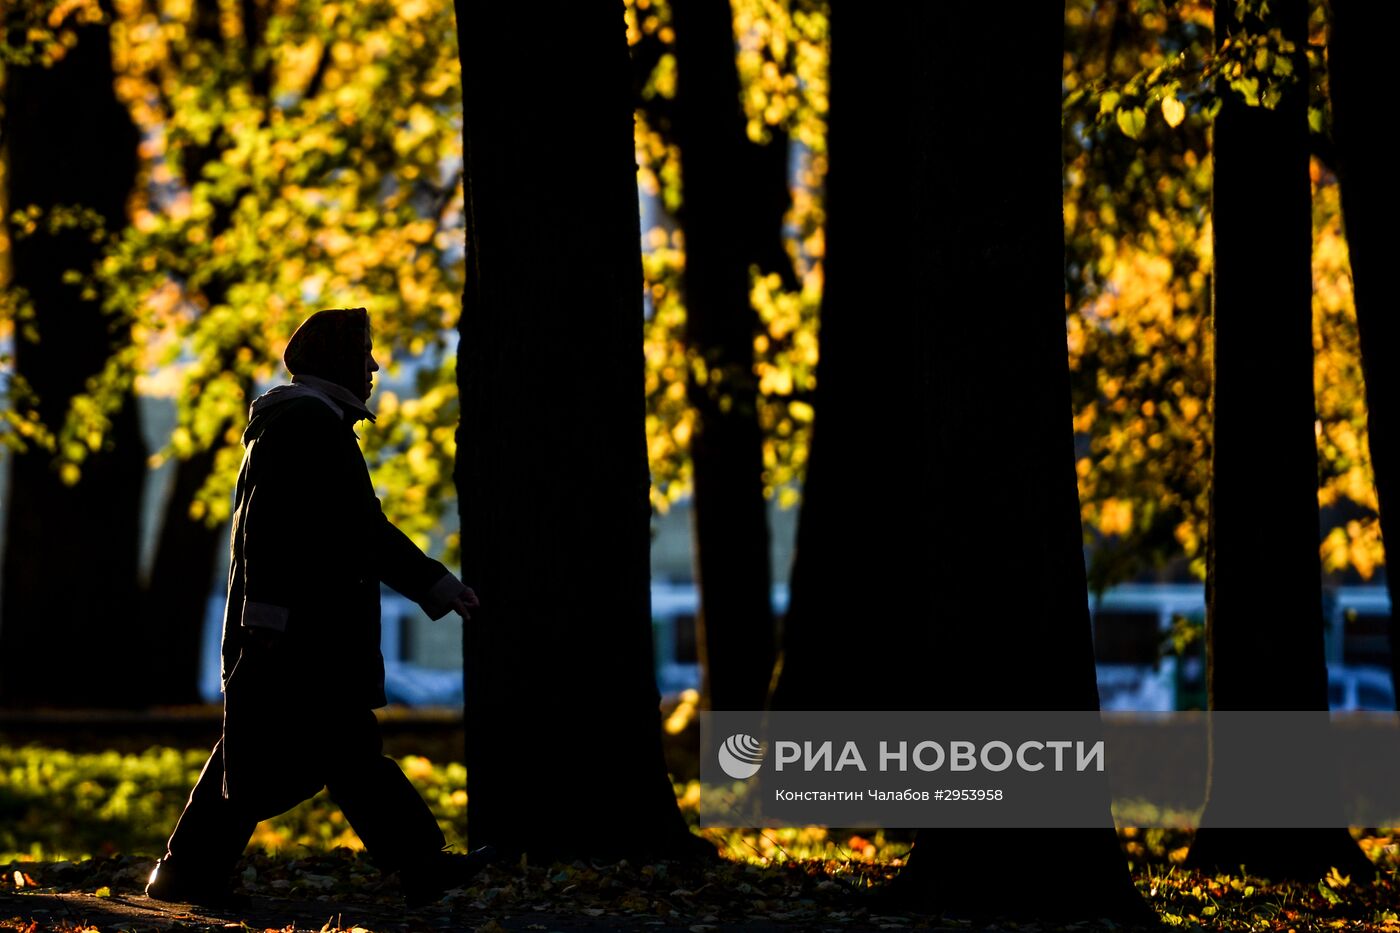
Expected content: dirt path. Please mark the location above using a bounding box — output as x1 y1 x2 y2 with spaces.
0 888 942 933
0 854 930 933
0 888 756 932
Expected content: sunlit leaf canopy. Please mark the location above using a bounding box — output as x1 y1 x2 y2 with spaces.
2 0 464 554
0 0 1383 584
1063 0 1378 588
630 0 828 512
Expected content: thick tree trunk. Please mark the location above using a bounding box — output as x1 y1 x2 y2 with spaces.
774 2 1146 919
896 2 1143 919
1328 0 1400 710
670 0 776 712
0 4 147 708
1185 0 1371 880
455 1 709 861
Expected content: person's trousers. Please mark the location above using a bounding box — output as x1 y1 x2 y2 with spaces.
162 709 445 882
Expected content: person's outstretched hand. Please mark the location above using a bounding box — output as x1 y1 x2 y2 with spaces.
451 588 480 620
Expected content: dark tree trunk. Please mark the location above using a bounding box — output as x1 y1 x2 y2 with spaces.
455 0 710 861
897 2 1144 919
140 363 253 707
138 0 267 706
1185 0 1372 880
767 0 919 715
669 0 776 712
1328 0 1400 711
141 434 235 705
0 3 147 708
775 2 1146 920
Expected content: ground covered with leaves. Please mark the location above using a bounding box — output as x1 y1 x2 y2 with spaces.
4 844 1400 933
3 745 1400 931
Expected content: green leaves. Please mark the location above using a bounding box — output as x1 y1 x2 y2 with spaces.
1067 39 1199 141
1230 75 1262 107
1116 106 1148 139
1215 25 1301 111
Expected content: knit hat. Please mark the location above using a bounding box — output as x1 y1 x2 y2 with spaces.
283 307 369 396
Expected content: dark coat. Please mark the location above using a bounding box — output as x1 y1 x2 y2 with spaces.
218 383 460 813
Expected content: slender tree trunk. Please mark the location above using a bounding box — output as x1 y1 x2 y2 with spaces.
455 0 710 861
767 0 918 715
1327 0 1400 710
670 0 776 712
139 0 267 705
1185 0 1372 880
140 362 252 707
0 2 147 708
142 430 239 705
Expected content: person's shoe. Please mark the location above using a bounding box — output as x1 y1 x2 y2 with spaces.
145 858 249 909
401 846 497 908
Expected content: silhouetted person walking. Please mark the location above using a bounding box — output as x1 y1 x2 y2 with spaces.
146 307 491 908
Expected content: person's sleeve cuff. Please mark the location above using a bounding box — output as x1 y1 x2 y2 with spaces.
419 572 468 621
242 600 290 632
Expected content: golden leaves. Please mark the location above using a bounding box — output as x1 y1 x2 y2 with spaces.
730 0 827 148
1098 498 1135 536
1071 146 1383 582
1161 95 1186 128
47 0 102 29
1321 521 1382 580
1311 167 1378 569
663 688 699 735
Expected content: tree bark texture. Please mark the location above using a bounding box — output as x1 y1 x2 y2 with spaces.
0 4 147 707
1185 0 1372 881
455 0 705 861
669 0 776 713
